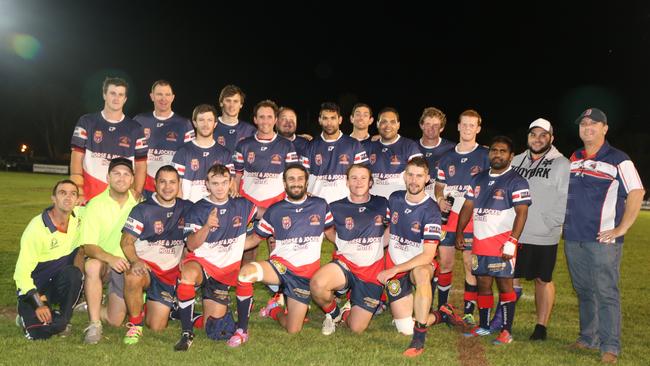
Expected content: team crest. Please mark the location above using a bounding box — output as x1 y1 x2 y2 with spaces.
474 186 481 198
177 217 185 230
270 154 282 165
471 254 479 271
190 159 200 171
410 221 421 233
391 211 399 225
217 136 226 146
448 165 456 177
387 279 401 296
143 128 151 139
338 154 350 165
247 151 255 164
309 214 321 226
315 153 323 166
369 153 376 165
390 155 400 165
282 216 292 229
232 216 242 228
154 220 164 235
93 130 103 143
374 215 384 226
345 217 354 230
492 189 505 200
470 165 481 176
166 131 178 142
50 238 59 249
271 259 287 274
118 136 131 148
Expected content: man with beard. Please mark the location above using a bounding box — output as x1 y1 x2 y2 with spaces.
376 157 442 357
172 104 234 203
490 119 568 340
457 136 531 345
277 106 310 157
302 102 368 203
120 165 193 344
228 164 333 346
213 85 256 153
349 103 375 151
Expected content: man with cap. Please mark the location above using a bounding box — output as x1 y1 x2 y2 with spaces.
491 118 569 340
564 108 644 364
80 157 140 344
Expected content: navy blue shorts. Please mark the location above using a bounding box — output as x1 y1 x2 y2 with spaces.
268 259 311 305
146 271 176 308
333 261 382 313
471 254 516 278
385 274 413 303
201 270 231 306
440 231 473 250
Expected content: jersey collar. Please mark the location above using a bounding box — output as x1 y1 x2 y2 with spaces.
153 111 175 121
489 166 512 177
404 192 431 206
218 116 240 127
151 193 176 208
320 132 343 142
285 196 308 205
419 137 442 149
455 143 479 155
380 135 401 146
41 206 75 233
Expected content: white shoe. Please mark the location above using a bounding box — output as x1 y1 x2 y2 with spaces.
84 321 103 344
340 300 351 317
322 314 336 335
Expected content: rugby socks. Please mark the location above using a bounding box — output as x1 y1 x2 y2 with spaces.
500 291 517 332
477 294 494 329
177 282 196 333
437 272 452 307
464 281 478 315
269 305 283 321
322 300 341 320
412 321 428 347
493 286 522 325
236 281 254 332
128 311 144 327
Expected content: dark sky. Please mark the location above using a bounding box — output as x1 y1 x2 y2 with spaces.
1 0 649 184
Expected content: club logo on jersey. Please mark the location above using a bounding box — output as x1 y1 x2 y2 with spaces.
492 189 505 200
461 157 468 163
166 131 178 142
232 216 242 228
154 220 164 235
390 155 400 165
474 186 481 198
387 279 401 296
391 212 399 224
191 159 200 171
426 152 432 158
315 154 322 166
369 154 376 165
309 214 321 226
338 154 350 165
270 259 287 274
471 254 479 271
108 126 116 132
271 154 282 165
282 216 292 229
167 211 174 218
328 146 335 151
177 217 185 230
345 217 354 230
470 165 481 176
50 238 59 249
410 221 421 233
261 146 268 151
143 128 151 139
247 152 255 164
374 215 384 226
93 130 103 143
358 207 366 213
118 136 131 148
448 165 456 177
229 128 236 135
217 136 226 146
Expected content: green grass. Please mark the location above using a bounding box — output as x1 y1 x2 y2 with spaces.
0 171 648 365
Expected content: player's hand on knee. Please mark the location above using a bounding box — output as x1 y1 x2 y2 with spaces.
131 260 150 276
109 256 130 273
35 306 52 324
377 268 398 285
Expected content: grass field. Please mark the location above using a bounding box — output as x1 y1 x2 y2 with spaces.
0 171 647 365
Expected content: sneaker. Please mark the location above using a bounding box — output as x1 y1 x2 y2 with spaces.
439 304 464 326
321 314 337 335
489 308 503 332
123 322 143 345
402 338 425 357
227 328 249 348
463 326 491 337
73 301 88 313
58 323 73 338
462 313 476 326
83 321 103 344
529 324 547 341
174 331 194 351
15 315 23 328
259 294 282 318
493 330 513 345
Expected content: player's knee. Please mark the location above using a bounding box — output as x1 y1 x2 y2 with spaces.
412 266 432 286
84 259 103 278
393 317 414 335
106 316 123 327
348 321 368 334
535 278 551 286
146 318 168 332
309 275 327 294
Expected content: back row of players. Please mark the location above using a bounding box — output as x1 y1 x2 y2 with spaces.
17 77 540 357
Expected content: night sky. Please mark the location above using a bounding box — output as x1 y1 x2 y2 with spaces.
1 1 649 185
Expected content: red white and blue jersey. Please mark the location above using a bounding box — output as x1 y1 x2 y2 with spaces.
419 138 456 195
183 197 257 286
385 191 442 278
122 195 192 285
465 167 532 257
213 118 256 153
436 144 490 233
302 133 368 203
172 141 234 203
234 134 299 208
133 112 194 193
255 196 333 278
70 112 148 201
284 134 310 157
367 135 423 199
564 142 644 243
330 195 389 285
352 135 374 153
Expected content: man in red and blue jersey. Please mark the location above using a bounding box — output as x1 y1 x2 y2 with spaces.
417 107 455 196
277 106 310 157
213 85 256 153
349 103 375 152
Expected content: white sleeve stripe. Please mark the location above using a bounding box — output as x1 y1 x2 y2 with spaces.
618 160 644 192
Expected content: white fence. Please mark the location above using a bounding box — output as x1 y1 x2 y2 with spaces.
32 164 69 175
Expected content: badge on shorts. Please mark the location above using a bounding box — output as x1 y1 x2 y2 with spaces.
387 279 401 297
270 259 287 274
471 254 479 271
440 230 447 241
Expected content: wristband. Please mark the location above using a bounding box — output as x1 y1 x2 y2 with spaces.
25 289 48 309
502 236 518 256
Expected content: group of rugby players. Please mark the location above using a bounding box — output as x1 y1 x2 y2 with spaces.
13 77 644 363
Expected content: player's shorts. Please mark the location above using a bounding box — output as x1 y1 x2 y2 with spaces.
385 263 436 303
268 259 311 305
200 270 231 306
332 261 382 313
145 271 176 308
471 254 515 278
440 231 473 250
514 243 558 282
108 270 125 299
